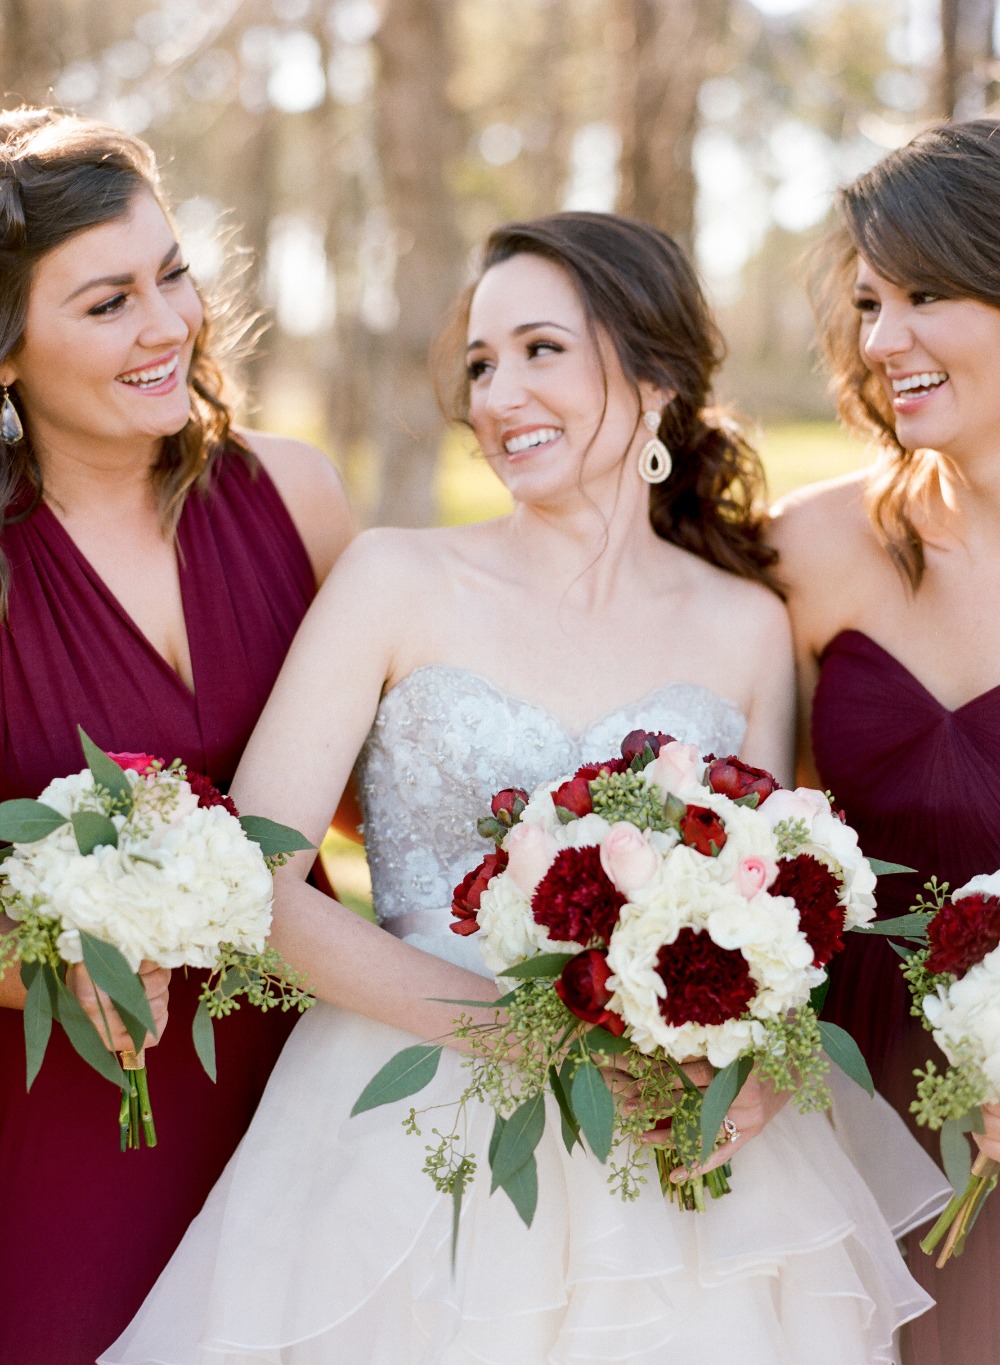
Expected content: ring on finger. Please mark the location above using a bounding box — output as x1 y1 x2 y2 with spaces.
722 1116 740 1143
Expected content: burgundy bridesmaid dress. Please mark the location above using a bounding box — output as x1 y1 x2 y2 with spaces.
813 628 1000 1365
0 454 316 1365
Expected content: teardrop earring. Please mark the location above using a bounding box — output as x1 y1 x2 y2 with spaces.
637 409 671 484
0 386 23 444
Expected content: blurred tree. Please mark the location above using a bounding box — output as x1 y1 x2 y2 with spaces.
940 0 998 115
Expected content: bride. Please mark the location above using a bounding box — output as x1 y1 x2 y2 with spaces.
101 212 946 1364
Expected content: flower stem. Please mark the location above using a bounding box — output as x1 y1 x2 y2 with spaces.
119 1049 156 1150
920 1152 1000 1266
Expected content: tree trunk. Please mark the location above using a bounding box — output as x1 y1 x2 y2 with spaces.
940 0 997 116
371 0 462 527
613 0 731 251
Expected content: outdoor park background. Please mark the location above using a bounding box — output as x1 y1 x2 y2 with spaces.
4 0 997 906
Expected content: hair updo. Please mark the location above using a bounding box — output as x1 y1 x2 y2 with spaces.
433 211 778 589
813 118 1000 588
0 105 245 614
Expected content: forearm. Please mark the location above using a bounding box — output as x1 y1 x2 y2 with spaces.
0 914 25 1010
268 876 503 1047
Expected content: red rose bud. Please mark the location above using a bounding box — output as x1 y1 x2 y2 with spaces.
554 773 596 818
184 770 239 816
107 751 161 774
706 756 779 805
490 787 529 827
680 805 727 856
620 729 675 766
554 948 626 1035
450 849 508 936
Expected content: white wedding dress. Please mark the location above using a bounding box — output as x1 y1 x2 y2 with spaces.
101 667 949 1365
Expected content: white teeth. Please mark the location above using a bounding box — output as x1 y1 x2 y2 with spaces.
892 371 947 394
504 427 560 454
118 357 178 386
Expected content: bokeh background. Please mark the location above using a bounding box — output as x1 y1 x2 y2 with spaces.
3 0 996 903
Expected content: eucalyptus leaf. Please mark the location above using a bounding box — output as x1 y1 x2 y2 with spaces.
809 978 830 1014
192 1000 217 1082
819 1021 874 1097
72 811 119 856
23 965 54 1090
888 940 917 960
570 1061 615 1162
850 912 931 940
496 1151 538 1227
80 932 156 1041
584 1025 631 1055
490 1092 545 1190
941 1117 973 1194
497 953 579 980
19 959 41 992
548 1063 582 1154
868 858 916 877
238 815 314 857
489 1112 506 1165
350 1043 442 1115
699 1055 753 1162
54 980 125 1088
0 799 67 844
78 728 133 805
429 995 516 1009
450 1157 470 1270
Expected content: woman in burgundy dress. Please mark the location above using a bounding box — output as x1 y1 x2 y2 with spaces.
0 108 351 1364
774 119 1000 1364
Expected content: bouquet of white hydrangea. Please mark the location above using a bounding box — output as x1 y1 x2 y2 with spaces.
0 730 314 1150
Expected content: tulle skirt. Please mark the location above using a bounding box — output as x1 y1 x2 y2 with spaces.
101 996 949 1365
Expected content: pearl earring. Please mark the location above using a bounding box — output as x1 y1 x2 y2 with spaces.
637 410 671 484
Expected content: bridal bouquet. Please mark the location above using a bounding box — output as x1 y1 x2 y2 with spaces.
0 730 314 1150
354 730 879 1229
899 872 1000 1264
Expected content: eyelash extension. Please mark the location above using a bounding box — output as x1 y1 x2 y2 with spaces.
87 263 191 317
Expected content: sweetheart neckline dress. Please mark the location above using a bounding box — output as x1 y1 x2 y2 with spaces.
102 665 947 1365
813 627 1000 1365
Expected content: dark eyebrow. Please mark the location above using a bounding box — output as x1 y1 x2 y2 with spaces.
465 320 576 353
62 242 181 306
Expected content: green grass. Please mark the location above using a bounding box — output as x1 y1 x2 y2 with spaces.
758 421 875 502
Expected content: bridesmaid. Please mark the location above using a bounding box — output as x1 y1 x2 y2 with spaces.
773 118 1000 1365
0 107 351 1364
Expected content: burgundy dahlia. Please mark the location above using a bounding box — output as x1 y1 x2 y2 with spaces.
771 854 844 967
531 845 626 945
450 849 508 936
706 755 779 805
927 893 1000 979
656 927 755 1026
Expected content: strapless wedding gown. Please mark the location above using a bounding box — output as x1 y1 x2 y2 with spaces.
101 667 948 1365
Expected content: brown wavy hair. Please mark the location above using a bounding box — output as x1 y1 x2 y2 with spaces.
0 106 249 615
432 211 778 589
813 118 1000 588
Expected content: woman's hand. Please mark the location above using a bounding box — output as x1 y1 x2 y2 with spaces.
65 960 170 1052
973 1102 1000 1164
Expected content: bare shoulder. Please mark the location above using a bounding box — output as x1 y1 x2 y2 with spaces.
320 524 457 610
239 428 353 585
682 550 790 642
770 470 875 583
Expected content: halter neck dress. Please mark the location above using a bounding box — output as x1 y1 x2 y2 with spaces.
0 452 315 1365
813 627 1000 1365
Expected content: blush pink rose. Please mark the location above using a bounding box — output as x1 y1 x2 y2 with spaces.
504 822 558 898
758 787 828 831
646 741 701 795
733 854 778 899
599 822 658 896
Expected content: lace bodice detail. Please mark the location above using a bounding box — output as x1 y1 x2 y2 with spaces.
355 665 746 937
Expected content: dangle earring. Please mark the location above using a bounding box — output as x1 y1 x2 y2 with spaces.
0 386 23 444
637 409 671 484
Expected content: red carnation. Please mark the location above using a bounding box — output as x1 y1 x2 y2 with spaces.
184 770 240 817
450 849 508 936
706 756 779 805
927 893 1000 979
771 854 844 967
107 751 161 775
680 805 727 856
656 928 755 1026
620 730 675 765
554 948 626 1035
531 845 626 945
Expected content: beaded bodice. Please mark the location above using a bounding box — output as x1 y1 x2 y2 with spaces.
354 665 745 970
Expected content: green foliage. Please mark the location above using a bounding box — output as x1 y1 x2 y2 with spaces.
772 817 810 856
238 815 314 861
911 1054 988 1133
589 769 672 832
0 799 67 843
78 728 133 807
